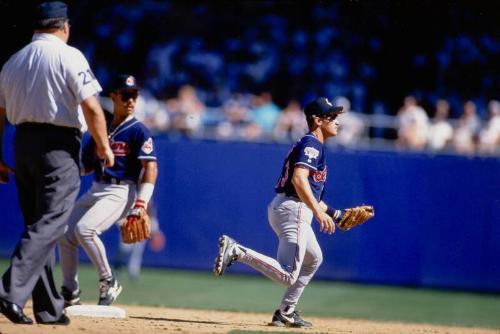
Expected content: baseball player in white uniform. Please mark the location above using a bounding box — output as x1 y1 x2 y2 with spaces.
214 97 345 328
58 74 158 306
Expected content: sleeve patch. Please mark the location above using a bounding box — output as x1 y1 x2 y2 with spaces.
141 138 154 154
304 146 319 163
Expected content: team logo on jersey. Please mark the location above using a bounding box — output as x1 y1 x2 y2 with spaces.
304 146 319 163
110 140 128 156
141 138 154 154
312 167 327 182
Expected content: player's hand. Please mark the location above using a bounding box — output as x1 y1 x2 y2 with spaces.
0 160 13 184
97 146 115 168
315 210 335 235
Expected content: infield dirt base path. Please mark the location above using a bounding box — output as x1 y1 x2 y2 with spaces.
0 304 498 334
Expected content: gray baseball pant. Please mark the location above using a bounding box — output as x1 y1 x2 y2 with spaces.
58 182 135 292
237 193 323 312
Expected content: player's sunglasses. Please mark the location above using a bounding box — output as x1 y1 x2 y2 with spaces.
315 114 338 122
119 91 139 102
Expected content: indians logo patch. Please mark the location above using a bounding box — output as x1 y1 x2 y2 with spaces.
110 140 128 156
142 138 153 154
312 167 327 182
304 146 319 163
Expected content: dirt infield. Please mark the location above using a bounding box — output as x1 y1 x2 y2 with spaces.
0 304 498 334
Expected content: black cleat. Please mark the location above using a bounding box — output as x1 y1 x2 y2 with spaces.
98 277 122 306
269 309 313 328
213 235 239 276
0 298 33 324
61 286 81 308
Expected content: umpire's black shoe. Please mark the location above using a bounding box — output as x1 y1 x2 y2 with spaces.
37 313 70 326
61 286 81 308
269 309 313 328
98 277 122 306
0 298 33 324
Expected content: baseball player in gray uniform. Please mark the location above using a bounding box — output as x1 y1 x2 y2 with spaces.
58 74 158 306
214 97 344 328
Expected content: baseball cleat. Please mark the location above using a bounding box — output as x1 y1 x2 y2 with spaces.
213 235 239 276
98 277 122 306
269 309 313 328
61 286 81 308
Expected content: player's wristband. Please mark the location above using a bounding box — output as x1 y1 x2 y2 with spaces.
137 182 155 207
326 206 342 223
133 199 146 209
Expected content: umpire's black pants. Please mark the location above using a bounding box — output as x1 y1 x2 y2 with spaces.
0 123 81 322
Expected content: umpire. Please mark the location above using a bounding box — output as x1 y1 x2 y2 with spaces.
0 1 113 325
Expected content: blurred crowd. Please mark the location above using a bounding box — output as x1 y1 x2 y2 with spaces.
4 1 498 156
69 1 498 157
396 96 500 155
101 86 500 156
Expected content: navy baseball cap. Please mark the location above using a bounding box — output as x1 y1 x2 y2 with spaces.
110 74 141 92
34 1 68 21
304 97 344 118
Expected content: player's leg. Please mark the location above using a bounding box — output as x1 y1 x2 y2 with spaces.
74 184 130 279
275 224 322 325
267 201 318 328
114 241 133 273
73 183 132 305
57 191 95 306
215 195 310 287
127 240 147 280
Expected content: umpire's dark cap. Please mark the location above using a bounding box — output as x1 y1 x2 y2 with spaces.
110 74 141 92
35 1 68 21
304 97 344 118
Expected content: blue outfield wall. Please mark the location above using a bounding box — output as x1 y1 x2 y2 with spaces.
0 130 499 291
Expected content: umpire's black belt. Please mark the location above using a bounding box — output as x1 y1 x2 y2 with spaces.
16 122 82 138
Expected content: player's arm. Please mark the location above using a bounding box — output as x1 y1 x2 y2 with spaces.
292 166 335 234
317 200 343 225
317 201 328 212
121 159 158 244
135 159 158 209
140 160 158 185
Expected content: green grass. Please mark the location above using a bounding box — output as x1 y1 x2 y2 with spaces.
1 260 500 329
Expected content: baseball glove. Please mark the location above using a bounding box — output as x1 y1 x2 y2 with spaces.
121 206 151 243
336 205 375 231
